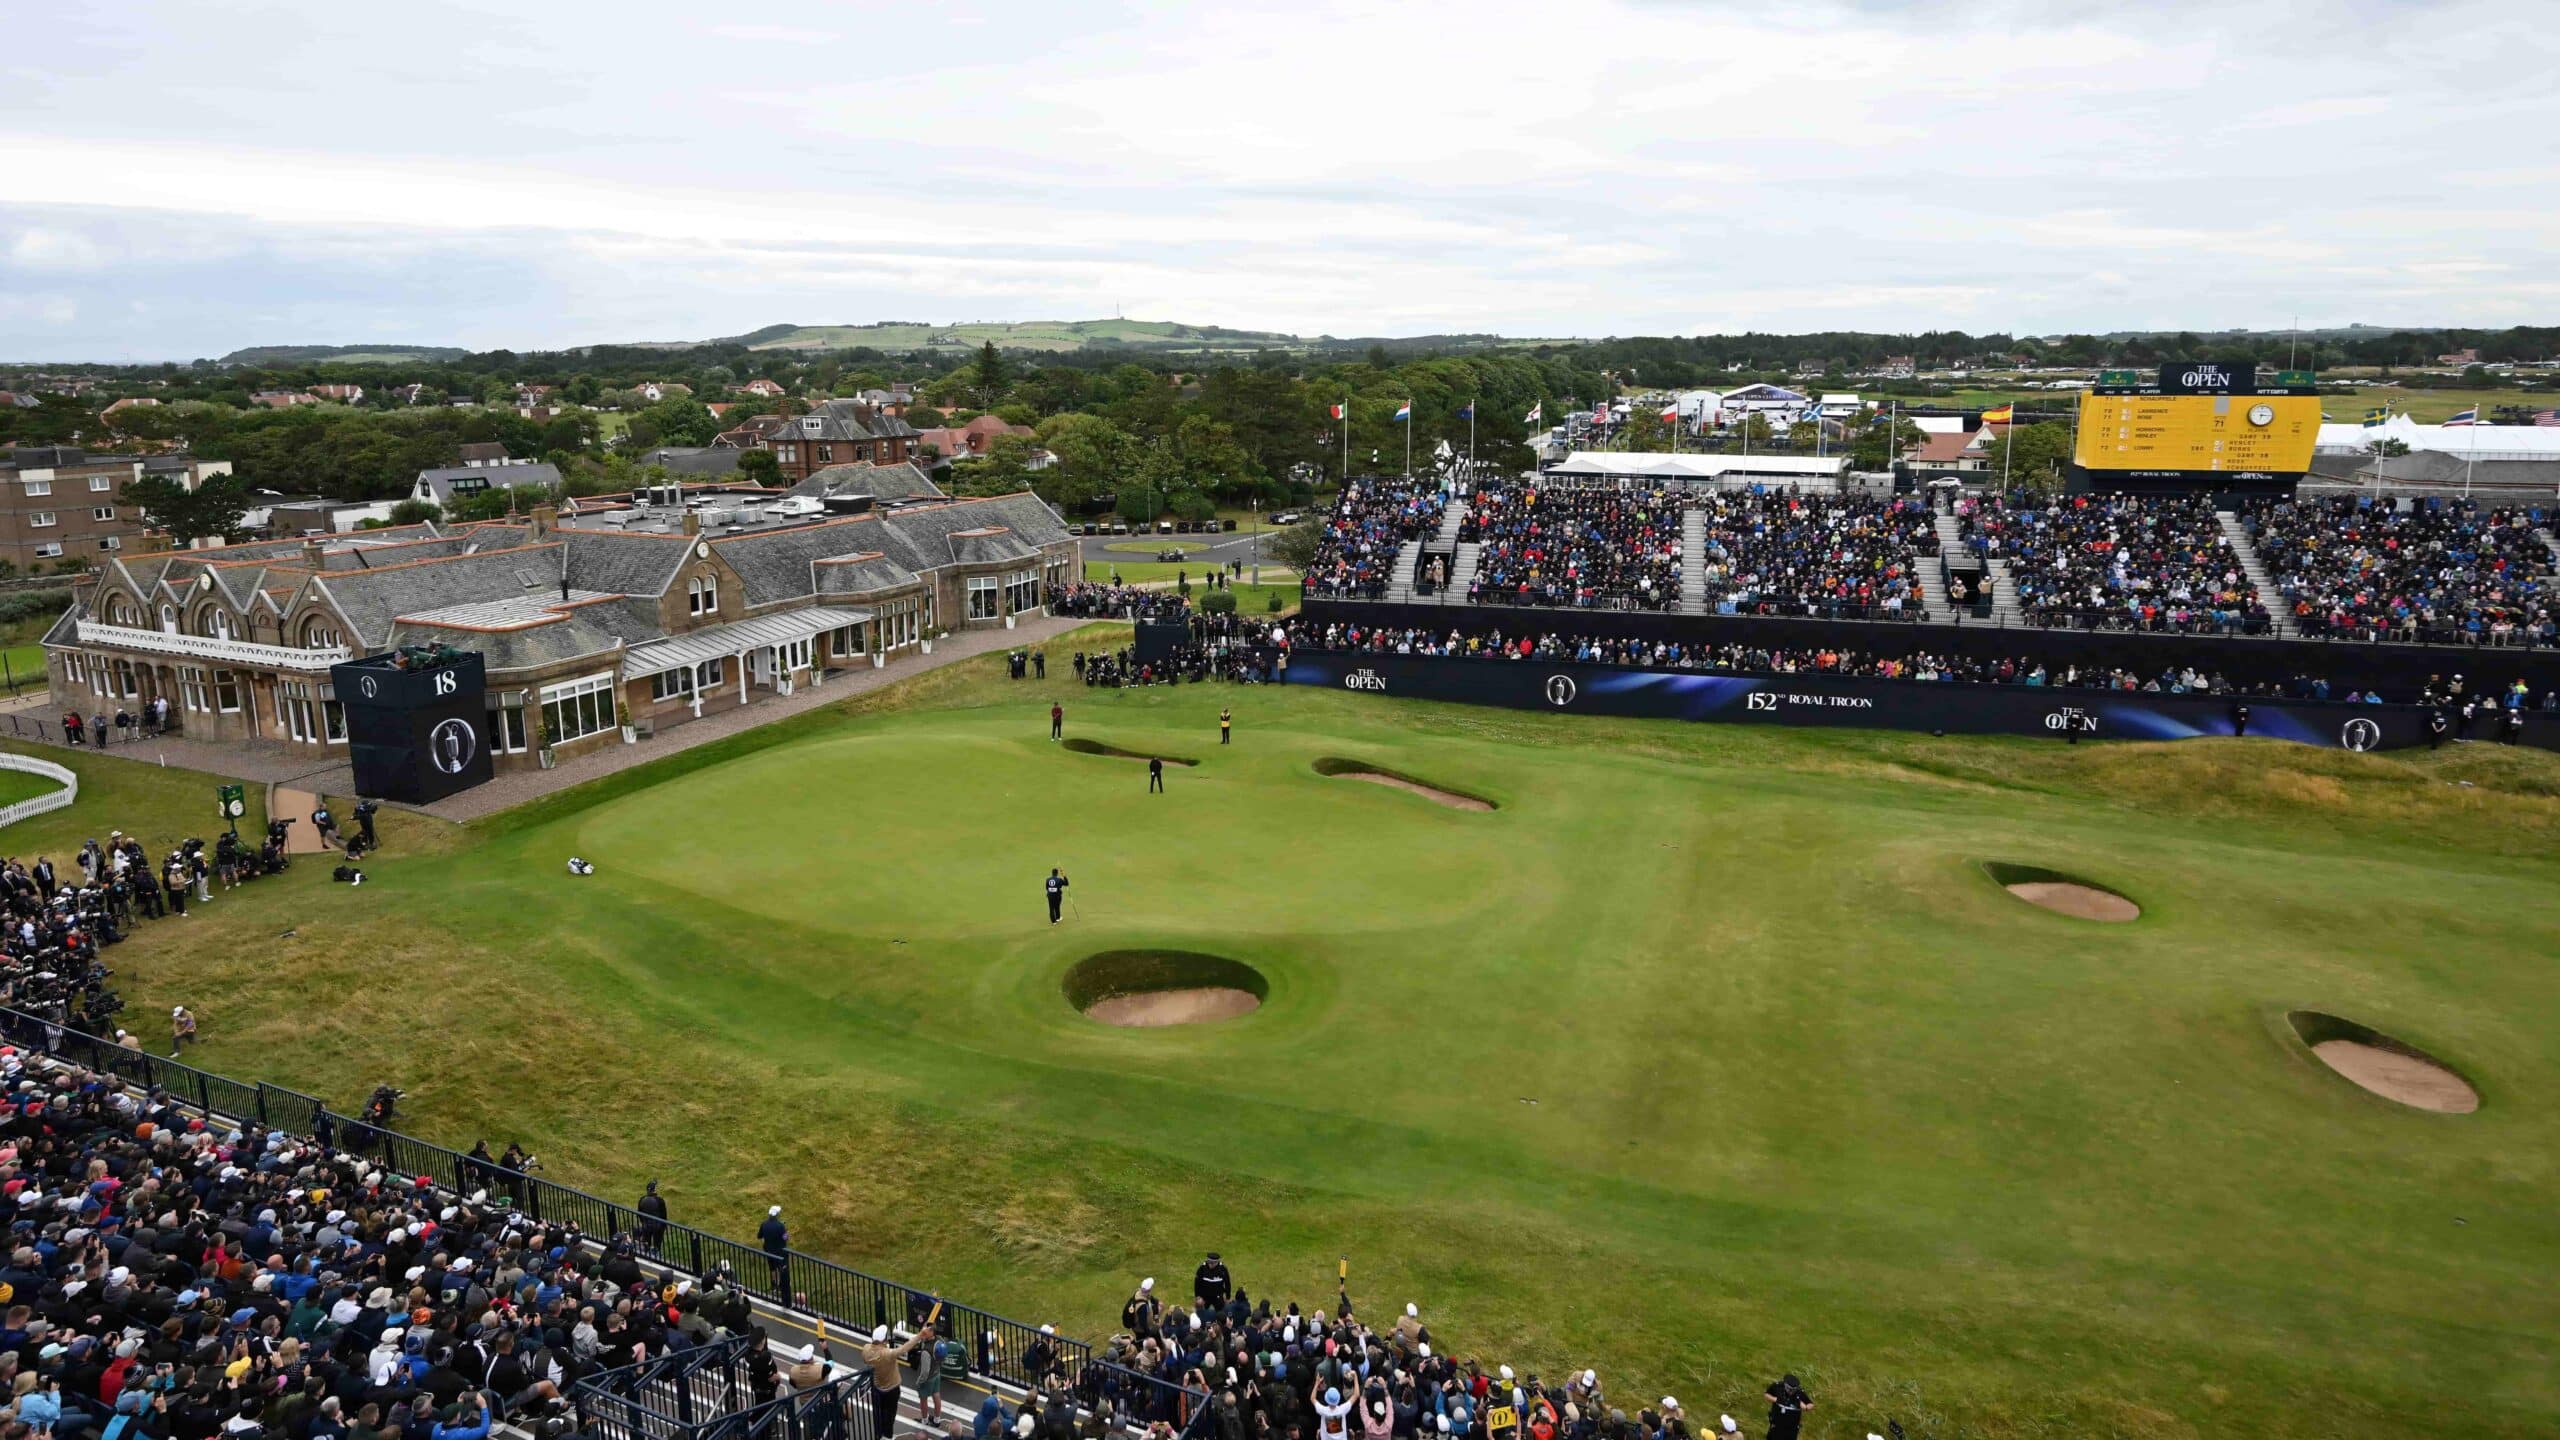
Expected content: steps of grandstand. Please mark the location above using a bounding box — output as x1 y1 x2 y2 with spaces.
1982 557 2025 626
1677 508 1709 614
1383 540 1425 602
1434 499 1470 548
1444 541 1483 604
2538 527 2560 579
2217 510 2298 638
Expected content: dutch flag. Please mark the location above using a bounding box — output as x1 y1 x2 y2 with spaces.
2442 408 2480 427
1393 401 1412 422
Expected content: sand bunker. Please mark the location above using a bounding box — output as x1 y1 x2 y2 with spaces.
1062 738 1198 765
2291 1012 2479 1113
1312 757 1494 811
1083 988 1262 1027
1065 950 1268 1029
1980 862 2139 921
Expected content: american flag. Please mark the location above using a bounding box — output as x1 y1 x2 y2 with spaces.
2535 409 2560 427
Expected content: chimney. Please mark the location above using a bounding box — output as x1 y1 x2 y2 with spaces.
530 504 556 538
681 510 700 537
300 540 326 570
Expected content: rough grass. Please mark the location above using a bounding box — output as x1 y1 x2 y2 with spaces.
41 652 2560 1440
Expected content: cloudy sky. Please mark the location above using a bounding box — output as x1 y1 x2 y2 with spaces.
4 0 2553 360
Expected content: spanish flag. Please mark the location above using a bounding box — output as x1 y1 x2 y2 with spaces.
1981 404 2014 424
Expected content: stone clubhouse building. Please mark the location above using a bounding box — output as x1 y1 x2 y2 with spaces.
41 463 1077 769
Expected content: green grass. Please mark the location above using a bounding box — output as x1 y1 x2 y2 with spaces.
0 744 268 857
0 644 46 695
43 644 2560 1439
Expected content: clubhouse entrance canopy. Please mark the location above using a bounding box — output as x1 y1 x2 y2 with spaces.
623 606 874 698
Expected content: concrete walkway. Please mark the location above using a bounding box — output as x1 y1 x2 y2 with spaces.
0 613 1100 824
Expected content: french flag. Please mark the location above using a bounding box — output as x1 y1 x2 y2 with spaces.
2442 408 2480 426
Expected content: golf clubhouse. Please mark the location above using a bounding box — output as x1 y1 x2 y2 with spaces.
41 469 1078 771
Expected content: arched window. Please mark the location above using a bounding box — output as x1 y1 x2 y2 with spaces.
687 575 718 616
198 608 232 640
159 604 178 634
108 597 140 628
303 618 344 650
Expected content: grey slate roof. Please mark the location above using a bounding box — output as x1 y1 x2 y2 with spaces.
640 446 745 477
558 529 693 598
710 519 890 609
312 544 566 649
948 527 1039 565
814 552 922 597
388 611 626 674
787 460 943 502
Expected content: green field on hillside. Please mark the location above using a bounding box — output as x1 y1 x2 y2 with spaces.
18 640 2560 1440
746 319 1301 353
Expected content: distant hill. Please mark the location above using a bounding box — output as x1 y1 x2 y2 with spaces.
629 319 1309 354
220 343 469 366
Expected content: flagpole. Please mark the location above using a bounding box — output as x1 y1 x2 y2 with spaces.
1404 404 1412 480
1342 398 1350 491
1467 400 1476 487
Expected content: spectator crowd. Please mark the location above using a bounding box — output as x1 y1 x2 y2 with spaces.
1304 481 1447 602
2242 496 2555 645
1461 484 1682 611
1691 492 1937 620
1959 493 2271 634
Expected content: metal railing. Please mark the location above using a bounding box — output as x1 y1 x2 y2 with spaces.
574 1335 873 1440
71 621 350 671
0 1006 1208 1435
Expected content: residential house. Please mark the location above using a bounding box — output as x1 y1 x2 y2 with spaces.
754 399 922 481
2438 349 2481 367
741 379 786 397
455 442 526 469
308 384 365 403
713 414 791 450
0 446 151 571
250 391 319 409
413 462 563 510
914 414 1036 459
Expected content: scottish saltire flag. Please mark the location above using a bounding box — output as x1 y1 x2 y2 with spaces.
1393 401 1412 422
2442 408 2480 426
1329 401 1347 420
1524 402 1542 425
1456 402 1474 420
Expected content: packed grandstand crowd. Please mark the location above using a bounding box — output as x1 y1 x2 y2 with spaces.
1294 619 2560 709
1459 484 1683 611
1303 479 1448 601
1954 492 2273 634
2240 496 2555 645
1301 479 2559 648
1689 491 1936 620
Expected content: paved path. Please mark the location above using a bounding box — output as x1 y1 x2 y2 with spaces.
0 614 1099 825
416 613 1092 822
268 787 340 853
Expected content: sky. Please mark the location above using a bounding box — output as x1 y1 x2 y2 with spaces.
3 0 2555 361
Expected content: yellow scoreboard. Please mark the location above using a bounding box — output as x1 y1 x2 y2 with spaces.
2073 392 2321 475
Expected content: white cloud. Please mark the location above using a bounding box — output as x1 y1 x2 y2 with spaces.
0 0 2554 359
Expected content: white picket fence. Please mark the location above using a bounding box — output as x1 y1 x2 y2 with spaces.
0 753 77 829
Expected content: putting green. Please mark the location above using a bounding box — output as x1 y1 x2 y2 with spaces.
97 646 2560 1440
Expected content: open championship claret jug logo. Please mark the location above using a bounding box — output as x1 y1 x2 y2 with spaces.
1543 674 1578 707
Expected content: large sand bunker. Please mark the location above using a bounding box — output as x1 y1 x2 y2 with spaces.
1981 862 2139 922
2289 1011 2479 1113
1065 950 1267 1029
1313 757 1494 811
1062 739 1198 765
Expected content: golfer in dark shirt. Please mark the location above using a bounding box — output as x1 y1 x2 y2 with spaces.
1764 1375 1810 1440
1148 756 1164 793
1045 868 1069 924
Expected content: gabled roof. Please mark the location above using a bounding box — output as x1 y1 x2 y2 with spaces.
814 550 922 597
710 517 891 609
948 527 1038 565
311 543 567 650
416 463 562 505
787 460 944 502
557 528 694 599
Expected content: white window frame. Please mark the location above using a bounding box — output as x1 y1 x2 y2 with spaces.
34 543 62 560
22 479 48 497
828 622 864 658
967 574 999 620
687 575 717 616
1005 568 1039 614
779 636 811 671
488 692 529 754
88 475 111 492
180 666 210 713
539 671 616 746
97 537 121 552
213 670 242 714
27 512 54 528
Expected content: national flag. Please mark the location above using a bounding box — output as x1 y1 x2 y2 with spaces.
1456 402 1474 421
2532 409 2560 427
1524 402 1542 425
1980 404 2014 424
1660 404 1679 422
1329 401 1346 420
1393 401 1412 422
2361 407 2391 427
2441 407 2480 427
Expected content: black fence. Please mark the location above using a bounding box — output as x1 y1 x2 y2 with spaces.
0 1006 1207 1434
574 1335 873 1440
